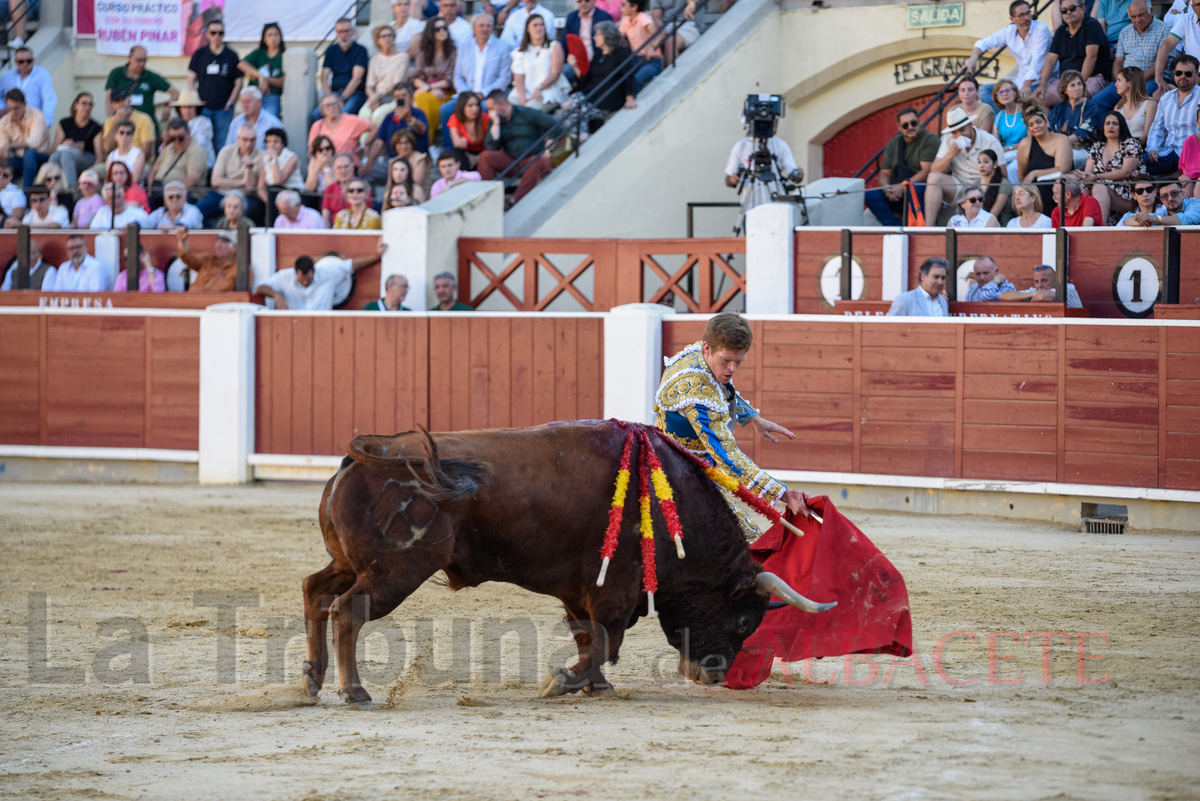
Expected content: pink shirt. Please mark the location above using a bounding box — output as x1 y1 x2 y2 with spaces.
308 114 372 159
273 206 326 229
1180 135 1200 180
112 268 166 292
596 0 621 19
430 170 482 198
72 194 105 229
619 12 660 58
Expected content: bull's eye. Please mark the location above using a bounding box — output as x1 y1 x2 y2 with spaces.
737 615 751 633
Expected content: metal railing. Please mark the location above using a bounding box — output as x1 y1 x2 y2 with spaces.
851 0 1055 188
313 0 374 57
0 0 34 70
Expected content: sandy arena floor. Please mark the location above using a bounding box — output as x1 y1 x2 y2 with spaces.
0 482 1197 800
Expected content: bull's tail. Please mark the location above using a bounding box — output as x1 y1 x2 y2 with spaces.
346 428 488 502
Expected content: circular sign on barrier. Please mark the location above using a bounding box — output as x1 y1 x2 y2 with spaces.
820 255 866 306
1112 255 1162 318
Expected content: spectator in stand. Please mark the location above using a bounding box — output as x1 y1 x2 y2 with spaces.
112 244 165 293
384 182 417 207
178 227 237 292
1081 110 1146 221
333 178 383 229
448 92 490 167
977 149 1013 224
274 189 326 229
501 0 554 47
312 18 370 121
392 0 427 54
965 256 1016 301
215 190 246 230
886 257 949 317
948 184 1001 228
1095 0 1133 49
923 106 1004 225
651 0 708 66
362 25 412 125
948 77 995 138
566 22 637 135
322 153 357 226
1110 66 1157 144
0 47 56 124
562 0 614 83
864 107 938 226
35 163 73 215
367 83 429 184
1093 1 1167 111
71 169 104 229
511 14 571 113
203 125 265 225
50 235 108 292
146 181 204 229
966 0 1052 106
393 129 433 198
1180 105 1200 195
364 274 412 310
174 90 215 169
1050 173 1102 224
991 80 1028 182
1006 182 1053 227
1145 54 1200 176
480 89 556 205
0 240 53 290
256 245 387 311
414 0 474 55
238 23 286 119
0 163 24 227
1125 178 1200 224
430 149 481 198
0 88 50 187
1018 104 1074 212
103 46 176 132
619 0 663 95
48 92 103 188
89 183 150 229
306 135 337 198
1048 70 1104 167
431 270 473 310
444 14 512 148
23 185 67 227
105 160 149 211
1118 178 1163 223
412 17 458 137
999 263 1083 306
308 93 372 164
102 88 156 162
258 127 304 216
146 118 208 199
1036 0 1112 107
187 19 242 153
225 87 281 150
386 154 427 204
1154 0 1200 101
105 120 146 185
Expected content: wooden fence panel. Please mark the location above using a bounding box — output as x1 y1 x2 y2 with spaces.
793 230 843 315
146 317 200 450
0 315 41 445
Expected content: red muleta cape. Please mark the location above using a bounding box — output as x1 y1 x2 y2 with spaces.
724 495 913 689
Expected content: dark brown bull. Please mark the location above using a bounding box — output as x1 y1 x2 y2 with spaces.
302 421 831 709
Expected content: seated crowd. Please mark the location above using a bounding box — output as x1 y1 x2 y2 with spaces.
885 256 1083 317
866 0 1200 229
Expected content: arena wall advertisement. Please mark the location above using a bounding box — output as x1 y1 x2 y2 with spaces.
76 0 347 47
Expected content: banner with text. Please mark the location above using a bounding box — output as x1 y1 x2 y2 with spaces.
93 0 184 56
79 0 347 43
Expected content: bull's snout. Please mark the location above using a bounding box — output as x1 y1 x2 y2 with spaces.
679 655 728 686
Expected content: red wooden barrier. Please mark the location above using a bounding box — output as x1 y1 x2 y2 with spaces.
662 318 1200 491
254 314 604 456
0 313 199 450
0 291 260 308
835 300 1089 317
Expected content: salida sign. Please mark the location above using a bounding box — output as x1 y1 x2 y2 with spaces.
95 0 183 57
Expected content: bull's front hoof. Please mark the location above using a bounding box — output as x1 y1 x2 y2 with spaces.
538 667 577 698
338 689 375 711
581 679 614 697
301 661 322 697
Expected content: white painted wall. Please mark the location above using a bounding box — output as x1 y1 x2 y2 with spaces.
603 304 675 424
198 303 257 484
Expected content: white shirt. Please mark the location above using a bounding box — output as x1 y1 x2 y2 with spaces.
472 40 488 92
89 205 150 229
51 255 108 292
395 17 425 53
1 259 55 290
1006 213 1053 229
935 128 1004 186
266 259 353 311
23 205 70 227
501 4 555 47
1170 9 1200 60
973 21 1052 83
0 182 25 216
106 146 144 173
724 136 798 211
446 16 474 51
948 210 997 228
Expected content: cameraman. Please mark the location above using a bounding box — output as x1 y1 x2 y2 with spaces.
724 101 803 215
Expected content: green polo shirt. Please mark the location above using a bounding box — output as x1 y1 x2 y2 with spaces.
106 66 172 132
362 300 412 311
430 301 473 311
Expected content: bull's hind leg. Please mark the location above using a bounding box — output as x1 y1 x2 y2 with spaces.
301 561 356 697
539 606 627 698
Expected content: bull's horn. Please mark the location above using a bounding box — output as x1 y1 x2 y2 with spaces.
756 572 837 613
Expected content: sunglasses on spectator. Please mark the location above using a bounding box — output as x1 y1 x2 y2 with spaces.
31 196 49 203
1060 4 1080 11
434 25 448 31
170 135 186 143
166 193 184 200
319 145 334 152
899 120 919 129
1133 186 1156 194
209 29 225 36
347 187 368 193
963 196 982 204
117 129 132 135
1176 70 1195 77
15 58 32 65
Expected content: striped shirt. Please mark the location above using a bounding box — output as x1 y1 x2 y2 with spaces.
1116 16 1171 71
1146 86 1200 156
